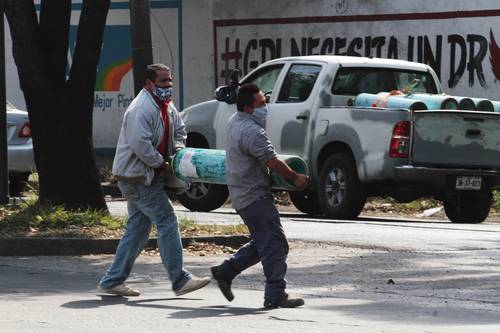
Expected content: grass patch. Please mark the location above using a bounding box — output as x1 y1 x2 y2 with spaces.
493 190 500 211
0 198 125 237
179 218 248 236
364 196 441 214
0 199 248 238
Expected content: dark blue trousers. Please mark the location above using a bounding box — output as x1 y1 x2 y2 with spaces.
219 196 289 303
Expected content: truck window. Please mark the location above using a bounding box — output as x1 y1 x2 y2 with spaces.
393 71 437 94
243 65 284 95
332 67 437 95
332 68 393 95
277 64 322 103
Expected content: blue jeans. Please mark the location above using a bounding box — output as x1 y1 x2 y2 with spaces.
99 176 191 291
219 196 289 303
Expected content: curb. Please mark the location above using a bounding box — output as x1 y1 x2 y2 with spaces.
0 235 250 256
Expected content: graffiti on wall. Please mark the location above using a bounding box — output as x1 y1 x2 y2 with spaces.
214 10 500 99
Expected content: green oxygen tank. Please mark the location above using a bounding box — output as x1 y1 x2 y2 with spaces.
451 96 477 110
354 93 427 111
469 98 494 112
172 148 309 191
404 93 459 110
270 155 309 190
491 101 500 112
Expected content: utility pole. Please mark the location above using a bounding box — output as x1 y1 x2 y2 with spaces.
0 8 8 205
129 0 153 95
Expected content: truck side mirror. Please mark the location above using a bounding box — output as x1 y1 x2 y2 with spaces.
214 84 239 104
214 69 241 104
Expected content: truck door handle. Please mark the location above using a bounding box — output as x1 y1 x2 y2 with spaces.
296 113 308 120
466 129 481 137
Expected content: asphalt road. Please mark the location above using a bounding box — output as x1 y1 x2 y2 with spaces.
109 202 500 252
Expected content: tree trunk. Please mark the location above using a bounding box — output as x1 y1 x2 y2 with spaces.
4 0 111 210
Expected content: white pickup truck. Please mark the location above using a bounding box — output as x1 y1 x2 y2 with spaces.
179 55 500 223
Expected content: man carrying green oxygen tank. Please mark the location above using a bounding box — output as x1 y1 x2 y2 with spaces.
211 83 309 309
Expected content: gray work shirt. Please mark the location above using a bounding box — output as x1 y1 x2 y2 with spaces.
226 112 277 210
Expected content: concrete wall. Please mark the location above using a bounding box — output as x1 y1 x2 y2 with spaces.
210 0 500 99
5 0 500 151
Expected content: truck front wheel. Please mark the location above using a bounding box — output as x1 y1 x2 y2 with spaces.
177 183 229 212
317 153 366 219
444 192 492 224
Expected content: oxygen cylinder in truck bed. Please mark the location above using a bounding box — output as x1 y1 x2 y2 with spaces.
354 93 427 111
402 93 459 110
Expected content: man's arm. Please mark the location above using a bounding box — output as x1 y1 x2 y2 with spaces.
171 104 187 150
266 158 308 191
246 127 309 191
125 108 164 168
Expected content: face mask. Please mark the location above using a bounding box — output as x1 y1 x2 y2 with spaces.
252 104 268 120
152 86 173 102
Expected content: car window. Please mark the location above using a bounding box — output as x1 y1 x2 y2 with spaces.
332 68 393 95
332 67 438 95
243 65 284 94
277 64 322 103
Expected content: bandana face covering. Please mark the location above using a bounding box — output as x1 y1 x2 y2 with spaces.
153 86 173 102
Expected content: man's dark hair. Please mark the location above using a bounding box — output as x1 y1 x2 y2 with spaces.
236 83 260 111
145 63 170 83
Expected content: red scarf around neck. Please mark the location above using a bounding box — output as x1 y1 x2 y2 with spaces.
153 96 171 175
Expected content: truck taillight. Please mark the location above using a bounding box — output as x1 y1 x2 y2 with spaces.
18 122 31 138
390 121 410 158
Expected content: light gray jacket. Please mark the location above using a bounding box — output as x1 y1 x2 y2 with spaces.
112 88 187 185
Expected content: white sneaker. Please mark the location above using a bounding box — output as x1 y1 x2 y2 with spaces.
174 276 211 296
98 283 140 297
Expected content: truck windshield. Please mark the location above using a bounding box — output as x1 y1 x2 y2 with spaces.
332 67 438 95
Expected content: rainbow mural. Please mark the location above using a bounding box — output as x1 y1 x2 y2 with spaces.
70 25 133 92
96 58 133 91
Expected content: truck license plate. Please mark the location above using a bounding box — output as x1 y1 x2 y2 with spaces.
455 176 482 190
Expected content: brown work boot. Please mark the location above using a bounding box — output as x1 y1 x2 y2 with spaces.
264 295 305 309
211 266 234 301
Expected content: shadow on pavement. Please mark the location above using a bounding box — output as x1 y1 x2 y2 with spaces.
313 301 500 325
61 296 201 309
61 296 267 319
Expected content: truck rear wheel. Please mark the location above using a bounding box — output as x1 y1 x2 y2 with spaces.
444 192 492 224
289 191 323 216
317 153 366 219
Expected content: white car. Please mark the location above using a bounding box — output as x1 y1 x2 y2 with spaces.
6 102 35 194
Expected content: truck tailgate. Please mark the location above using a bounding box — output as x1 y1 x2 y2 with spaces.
411 111 500 169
